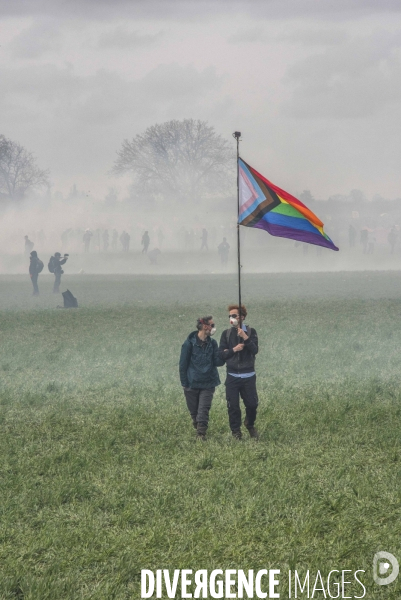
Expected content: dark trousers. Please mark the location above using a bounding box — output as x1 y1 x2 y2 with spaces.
31 274 39 295
184 387 215 431
225 374 258 432
53 272 61 293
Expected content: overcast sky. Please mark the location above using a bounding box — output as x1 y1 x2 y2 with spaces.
1 0 401 200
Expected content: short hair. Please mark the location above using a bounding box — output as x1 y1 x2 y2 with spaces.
228 304 247 318
196 315 213 331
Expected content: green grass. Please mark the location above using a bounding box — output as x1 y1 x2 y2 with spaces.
1 273 401 599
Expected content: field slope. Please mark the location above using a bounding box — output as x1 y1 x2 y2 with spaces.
0 272 400 599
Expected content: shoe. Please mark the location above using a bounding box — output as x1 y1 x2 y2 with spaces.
197 424 207 441
192 418 198 430
244 417 258 439
247 427 259 440
232 429 242 440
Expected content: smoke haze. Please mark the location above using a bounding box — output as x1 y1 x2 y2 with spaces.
1 0 401 277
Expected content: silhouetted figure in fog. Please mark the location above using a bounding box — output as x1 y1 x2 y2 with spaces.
388 227 398 254
148 248 161 264
120 231 130 252
200 228 208 251
102 229 109 252
348 225 356 248
367 231 375 254
360 229 368 254
24 235 34 256
141 231 150 253
29 251 43 296
49 252 68 294
111 229 118 251
83 229 93 253
218 237 230 265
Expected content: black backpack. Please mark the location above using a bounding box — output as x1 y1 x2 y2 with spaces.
48 256 56 273
37 259 44 273
62 289 78 308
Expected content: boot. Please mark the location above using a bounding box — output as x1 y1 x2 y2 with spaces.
192 418 198 430
232 429 242 440
244 417 258 439
196 423 207 441
247 427 259 439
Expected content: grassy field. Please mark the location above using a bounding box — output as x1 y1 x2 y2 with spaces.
1 272 401 599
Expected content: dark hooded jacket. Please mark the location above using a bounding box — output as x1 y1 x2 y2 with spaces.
218 325 258 374
29 253 43 276
53 255 68 275
179 331 224 389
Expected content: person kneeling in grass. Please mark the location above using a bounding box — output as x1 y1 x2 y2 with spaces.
179 316 224 441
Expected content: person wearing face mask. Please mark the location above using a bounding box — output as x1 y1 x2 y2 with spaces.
179 316 224 441
219 304 259 440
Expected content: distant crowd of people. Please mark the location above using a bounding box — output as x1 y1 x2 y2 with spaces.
348 224 400 255
24 222 401 298
24 226 233 262
25 227 233 297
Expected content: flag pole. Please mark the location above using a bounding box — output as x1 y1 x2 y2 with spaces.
232 131 242 332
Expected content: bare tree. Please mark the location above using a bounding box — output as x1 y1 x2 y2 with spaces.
0 135 50 199
112 119 235 202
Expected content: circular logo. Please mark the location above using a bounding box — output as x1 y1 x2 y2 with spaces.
373 552 399 586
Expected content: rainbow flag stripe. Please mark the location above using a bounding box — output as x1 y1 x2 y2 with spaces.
239 158 339 251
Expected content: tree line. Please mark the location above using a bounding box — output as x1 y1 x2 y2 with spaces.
0 135 50 200
0 119 234 203
2 120 399 211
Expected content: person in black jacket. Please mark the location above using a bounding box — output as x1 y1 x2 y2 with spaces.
179 316 224 441
219 304 259 439
29 250 43 296
141 231 150 253
50 252 68 293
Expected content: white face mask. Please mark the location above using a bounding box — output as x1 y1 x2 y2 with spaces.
210 327 216 336
230 318 238 327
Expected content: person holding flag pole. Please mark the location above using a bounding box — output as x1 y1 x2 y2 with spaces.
219 131 339 440
218 132 259 440
219 302 259 440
